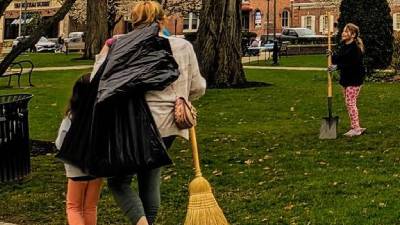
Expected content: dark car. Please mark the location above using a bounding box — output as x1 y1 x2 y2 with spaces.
279 28 326 44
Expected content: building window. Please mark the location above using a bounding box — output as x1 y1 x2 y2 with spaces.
183 13 200 32
305 16 312 30
242 11 250 31
394 13 400 30
301 15 315 32
254 9 262 27
4 18 19 39
319 15 334 34
282 10 289 27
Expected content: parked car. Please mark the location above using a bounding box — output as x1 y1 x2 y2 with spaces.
12 36 56 52
64 31 84 43
278 28 326 44
35 37 57 52
64 32 85 52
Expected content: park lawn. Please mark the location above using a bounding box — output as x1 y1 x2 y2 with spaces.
0 69 91 140
14 53 94 68
1 69 400 225
243 54 326 68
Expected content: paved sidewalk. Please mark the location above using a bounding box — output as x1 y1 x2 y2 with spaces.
23 65 93 73
243 65 325 71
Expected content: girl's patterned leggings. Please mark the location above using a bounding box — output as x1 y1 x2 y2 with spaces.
343 86 362 129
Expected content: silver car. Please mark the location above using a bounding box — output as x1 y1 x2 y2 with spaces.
34 37 56 52
12 36 56 52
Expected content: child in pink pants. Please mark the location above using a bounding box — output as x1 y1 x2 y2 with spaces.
56 74 102 225
329 23 366 137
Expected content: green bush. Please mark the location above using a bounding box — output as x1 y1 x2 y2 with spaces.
184 32 197 44
242 31 257 39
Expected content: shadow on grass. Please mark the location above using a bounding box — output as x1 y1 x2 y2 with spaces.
209 81 273 89
31 140 57 156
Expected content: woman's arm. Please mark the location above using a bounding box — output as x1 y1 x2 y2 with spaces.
187 43 206 101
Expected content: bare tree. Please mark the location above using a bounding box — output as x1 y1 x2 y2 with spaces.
0 0 13 17
82 0 201 58
84 0 108 59
195 0 246 87
0 0 77 75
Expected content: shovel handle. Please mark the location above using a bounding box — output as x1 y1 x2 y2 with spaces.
327 12 333 97
189 127 202 177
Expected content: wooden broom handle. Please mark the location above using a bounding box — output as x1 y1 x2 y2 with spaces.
189 127 202 177
327 12 333 98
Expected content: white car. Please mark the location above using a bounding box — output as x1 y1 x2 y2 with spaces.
12 36 30 48
34 37 56 52
12 36 56 52
64 31 84 43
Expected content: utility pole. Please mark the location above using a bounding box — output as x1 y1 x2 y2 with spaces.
266 0 270 41
290 0 294 27
273 0 276 39
18 1 23 37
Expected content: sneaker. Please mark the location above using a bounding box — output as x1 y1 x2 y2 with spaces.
358 127 367 134
344 129 362 137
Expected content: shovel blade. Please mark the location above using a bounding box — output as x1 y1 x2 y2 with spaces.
319 116 339 139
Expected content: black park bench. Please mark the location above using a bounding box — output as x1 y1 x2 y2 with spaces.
1 60 34 88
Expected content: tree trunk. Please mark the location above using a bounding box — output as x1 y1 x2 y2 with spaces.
84 0 108 59
195 0 246 88
0 0 76 76
0 0 13 17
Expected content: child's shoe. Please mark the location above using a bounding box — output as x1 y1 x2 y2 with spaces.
344 129 362 137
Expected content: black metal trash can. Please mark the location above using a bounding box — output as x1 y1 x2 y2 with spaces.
0 94 33 182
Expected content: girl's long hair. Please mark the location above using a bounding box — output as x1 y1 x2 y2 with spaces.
344 23 365 53
64 73 91 119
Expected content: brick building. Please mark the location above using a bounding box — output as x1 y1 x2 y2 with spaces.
160 0 400 38
0 0 70 44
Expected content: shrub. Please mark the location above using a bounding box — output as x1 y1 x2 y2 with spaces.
184 32 197 44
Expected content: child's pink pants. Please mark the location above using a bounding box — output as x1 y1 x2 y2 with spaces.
343 86 362 129
66 178 102 225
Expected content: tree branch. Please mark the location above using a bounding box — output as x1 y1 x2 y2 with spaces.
0 0 13 17
0 0 77 75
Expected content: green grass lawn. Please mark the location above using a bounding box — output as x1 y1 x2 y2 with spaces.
243 54 326 68
13 53 94 68
1 68 400 225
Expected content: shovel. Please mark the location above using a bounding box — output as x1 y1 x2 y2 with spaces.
319 12 339 139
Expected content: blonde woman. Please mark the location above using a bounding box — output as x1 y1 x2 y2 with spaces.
329 23 366 137
103 2 206 225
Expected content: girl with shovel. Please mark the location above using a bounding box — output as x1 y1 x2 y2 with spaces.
328 23 366 137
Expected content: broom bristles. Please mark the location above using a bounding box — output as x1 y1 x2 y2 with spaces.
184 176 229 225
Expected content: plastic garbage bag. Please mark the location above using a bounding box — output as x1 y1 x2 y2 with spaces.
57 23 179 177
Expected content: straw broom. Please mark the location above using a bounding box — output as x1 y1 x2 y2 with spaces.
184 127 229 225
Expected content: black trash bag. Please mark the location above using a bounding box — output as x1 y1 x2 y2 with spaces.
88 94 172 177
55 67 101 171
56 23 179 177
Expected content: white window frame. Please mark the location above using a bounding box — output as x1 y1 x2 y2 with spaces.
282 10 289 28
301 15 315 32
183 12 200 33
394 13 400 31
319 15 334 34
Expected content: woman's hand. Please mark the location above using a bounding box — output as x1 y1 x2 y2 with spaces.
327 65 338 72
326 49 333 57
